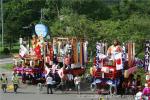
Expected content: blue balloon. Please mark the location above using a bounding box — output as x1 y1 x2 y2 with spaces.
35 24 48 37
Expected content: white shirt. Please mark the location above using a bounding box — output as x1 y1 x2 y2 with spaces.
148 62 150 71
46 76 53 85
135 91 142 100
65 44 72 53
60 49 65 56
74 76 81 84
67 74 73 81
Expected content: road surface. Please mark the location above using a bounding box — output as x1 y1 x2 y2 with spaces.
0 85 135 100
0 58 13 65
0 82 135 100
0 58 135 100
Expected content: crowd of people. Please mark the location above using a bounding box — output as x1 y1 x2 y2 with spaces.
45 71 81 94
121 74 142 95
0 72 81 94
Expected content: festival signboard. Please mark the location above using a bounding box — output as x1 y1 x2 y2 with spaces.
144 40 150 71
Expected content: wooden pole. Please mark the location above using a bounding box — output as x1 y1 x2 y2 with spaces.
128 42 132 68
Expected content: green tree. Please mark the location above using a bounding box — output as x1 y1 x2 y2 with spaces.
72 0 112 20
3 0 45 51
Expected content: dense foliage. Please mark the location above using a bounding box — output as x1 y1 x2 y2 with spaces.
1 0 150 58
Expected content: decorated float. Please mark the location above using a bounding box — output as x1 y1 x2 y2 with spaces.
13 24 48 84
51 37 87 76
90 40 138 94
13 24 88 84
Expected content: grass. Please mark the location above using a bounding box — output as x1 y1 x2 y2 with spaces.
0 63 13 70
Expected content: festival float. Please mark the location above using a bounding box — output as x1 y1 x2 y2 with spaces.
90 40 139 94
51 37 87 77
13 24 88 84
13 24 48 84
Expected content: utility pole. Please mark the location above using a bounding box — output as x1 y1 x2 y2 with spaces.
1 0 4 50
40 8 43 23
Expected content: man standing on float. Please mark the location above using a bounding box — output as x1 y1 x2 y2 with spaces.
107 39 123 60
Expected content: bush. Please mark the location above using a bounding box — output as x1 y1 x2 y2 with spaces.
3 48 10 55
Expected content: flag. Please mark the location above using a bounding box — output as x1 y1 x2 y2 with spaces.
19 45 28 57
148 62 150 71
144 40 150 71
44 65 50 77
114 53 123 70
84 41 88 64
58 68 64 79
122 44 126 62
52 64 57 74
96 42 100 69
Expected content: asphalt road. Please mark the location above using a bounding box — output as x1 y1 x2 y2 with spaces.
0 58 135 100
0 92 94 100
0 92 135 100
0 82 135 100
0 84 98 100
0 58 13 65
0 87 135 100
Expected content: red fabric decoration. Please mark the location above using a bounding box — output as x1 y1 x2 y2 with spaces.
116 58 121 65
34 45 42 59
